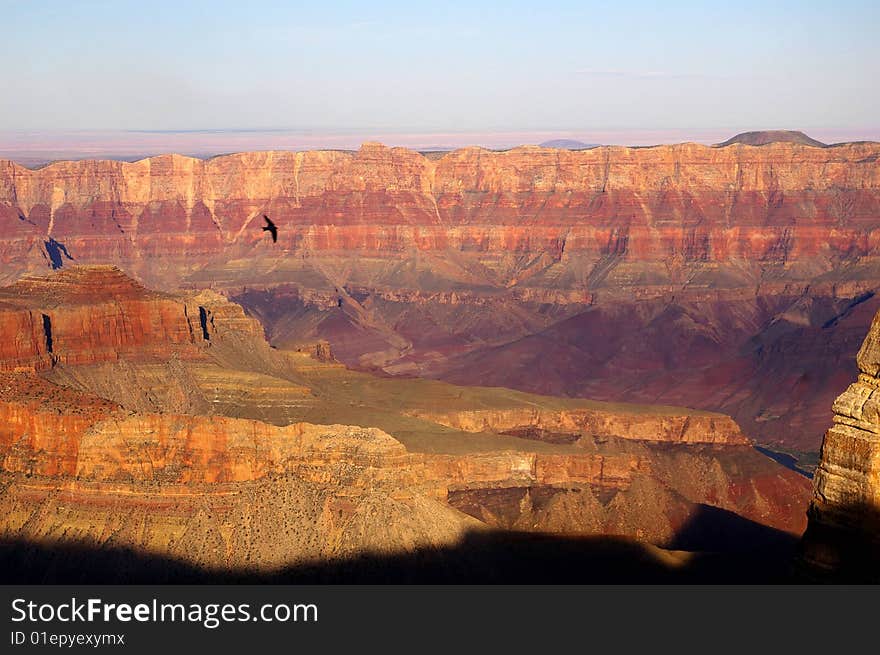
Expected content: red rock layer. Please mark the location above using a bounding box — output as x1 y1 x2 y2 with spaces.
0 371 643 497
0 307 50 371
1 144 878 456
0 267 266 372
0 374 117 476
0 142 878 285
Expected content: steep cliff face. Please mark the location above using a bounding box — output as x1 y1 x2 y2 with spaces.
0 266 268 372
0 372 649 493
0 371 408 486
1 142 879 285
0 370 809 555
800 309 880 580
0 267 197 371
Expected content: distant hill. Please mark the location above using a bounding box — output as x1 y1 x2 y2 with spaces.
539 139 599 150
716 130 827 147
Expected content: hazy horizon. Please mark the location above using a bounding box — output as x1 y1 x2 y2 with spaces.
2 125 879 167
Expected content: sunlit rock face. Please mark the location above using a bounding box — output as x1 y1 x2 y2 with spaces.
800 309 880 581
2 141 878 454
0 268 811 581
3 142 879 285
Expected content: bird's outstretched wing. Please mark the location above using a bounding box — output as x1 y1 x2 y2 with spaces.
262 214 278 242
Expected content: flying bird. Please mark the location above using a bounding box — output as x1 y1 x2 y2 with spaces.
261 215 278 243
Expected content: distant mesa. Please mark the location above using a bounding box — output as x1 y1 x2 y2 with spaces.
538 139 599 150
716 130 827 148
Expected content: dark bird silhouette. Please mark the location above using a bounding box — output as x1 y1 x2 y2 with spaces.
261 215 278 243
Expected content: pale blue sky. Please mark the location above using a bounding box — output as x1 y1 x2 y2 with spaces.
4 1 878 134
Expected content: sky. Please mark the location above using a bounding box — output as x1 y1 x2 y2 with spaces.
2 0 879 152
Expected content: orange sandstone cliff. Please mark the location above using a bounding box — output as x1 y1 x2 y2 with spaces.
2 142 878 282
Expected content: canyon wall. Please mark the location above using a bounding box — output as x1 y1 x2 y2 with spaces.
0 266 265 373
1 142 879 288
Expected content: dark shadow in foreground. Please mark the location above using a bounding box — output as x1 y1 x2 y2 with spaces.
0 505 804 584
796 500 880 583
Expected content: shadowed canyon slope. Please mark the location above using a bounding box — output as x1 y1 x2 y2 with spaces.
0 268 810 581
2 140 879 453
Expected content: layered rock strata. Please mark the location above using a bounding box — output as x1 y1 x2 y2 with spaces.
2 142 878 284
800 310 880 580
0 267 812 577
1 142 879 454
0 267 262 373
407 406 748 445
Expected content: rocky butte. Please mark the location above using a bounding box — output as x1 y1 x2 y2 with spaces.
0 267 811 582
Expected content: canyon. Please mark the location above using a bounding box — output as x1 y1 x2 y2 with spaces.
0 267 811 581
2 136 880 580
2 139 879 460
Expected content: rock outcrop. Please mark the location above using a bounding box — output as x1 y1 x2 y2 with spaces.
406 405 749 445
0 266 267 373
800 309 880 580
0 267 199 371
